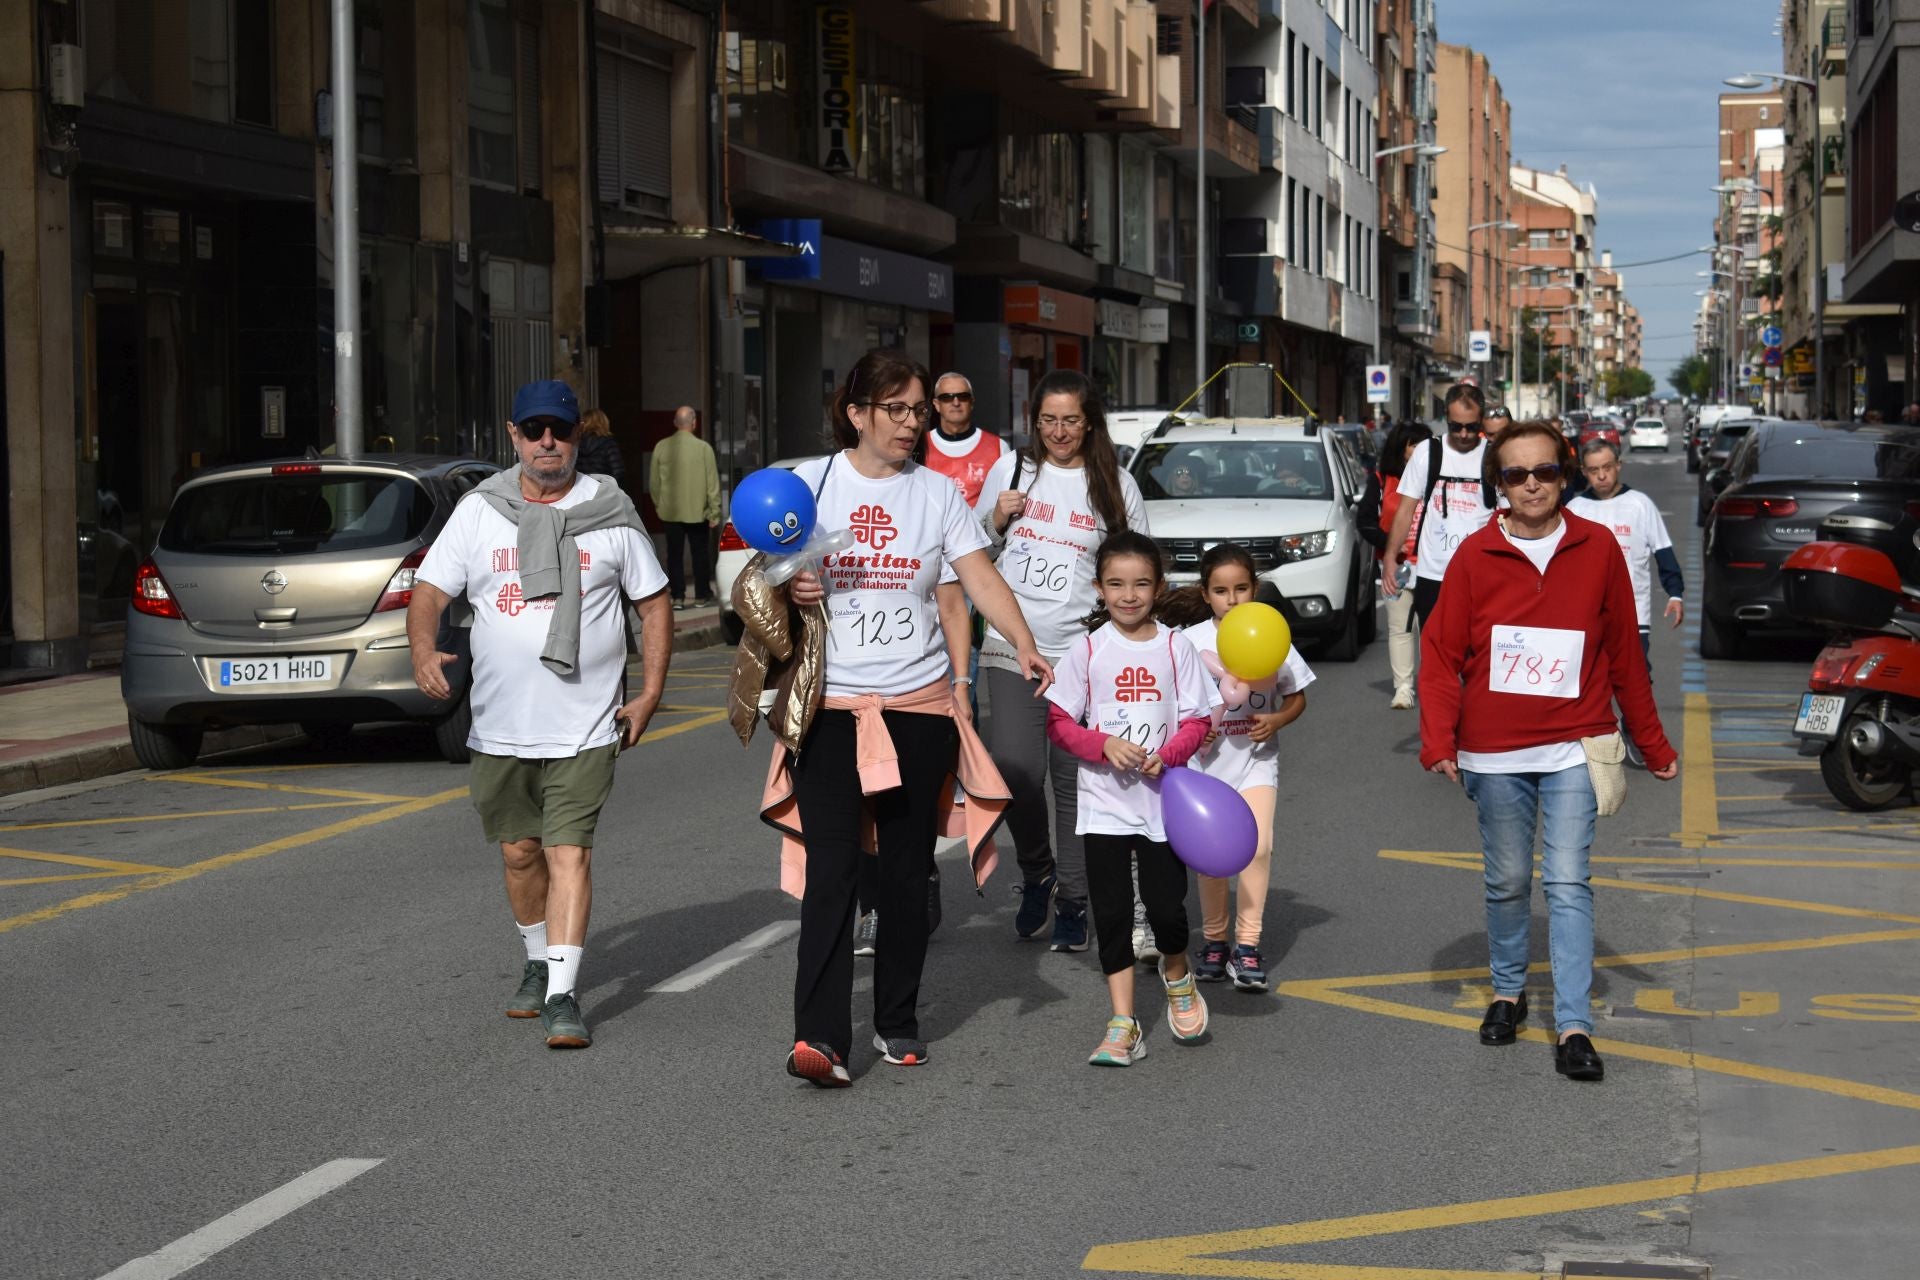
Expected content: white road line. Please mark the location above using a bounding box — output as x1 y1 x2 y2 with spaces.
96 1158 384 1280
648 920 800 993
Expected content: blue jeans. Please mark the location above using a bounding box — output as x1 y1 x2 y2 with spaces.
1462 765 1598 1035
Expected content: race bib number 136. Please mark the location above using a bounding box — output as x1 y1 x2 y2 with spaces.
1489 625 1582 699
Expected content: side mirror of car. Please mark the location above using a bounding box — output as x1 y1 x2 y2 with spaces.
1706 468 1733 494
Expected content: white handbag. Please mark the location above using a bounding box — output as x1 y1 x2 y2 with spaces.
1582 732 1628 817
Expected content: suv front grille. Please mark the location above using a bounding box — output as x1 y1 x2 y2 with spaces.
1159 537 1282 573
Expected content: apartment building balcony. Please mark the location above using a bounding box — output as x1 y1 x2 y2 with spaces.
1820 7 1846 74
1221 254 1283 316
1218 0 1261 29
1176 106 1260 179
1249 105 1281 171
927 0 1150 103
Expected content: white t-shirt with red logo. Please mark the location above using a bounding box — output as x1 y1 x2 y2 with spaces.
1046 622 1214 841
978 454 1149 656
1567 487 1673 626
790 454 991 699
923 427 1008 507
1396 438 1495 582
417 474 668 758
1181 616 1317 792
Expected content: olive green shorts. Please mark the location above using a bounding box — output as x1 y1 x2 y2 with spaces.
469 743 620 848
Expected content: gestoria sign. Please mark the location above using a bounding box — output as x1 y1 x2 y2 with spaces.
816 7 857 173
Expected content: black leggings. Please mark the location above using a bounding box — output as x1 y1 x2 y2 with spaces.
791 708 956 1057
1084 833 1189 977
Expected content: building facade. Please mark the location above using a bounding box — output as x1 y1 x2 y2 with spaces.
1509 163 1598 418
1431 42 1512 390
1778 0 1849 417
1371 0 1438 418
1841 0 1918 419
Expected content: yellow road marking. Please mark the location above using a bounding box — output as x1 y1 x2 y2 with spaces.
632 709 729 743
151 773 414 803
0 871 143 888
1710 819 1914 837
1082 1144 1920 1277
0 800 382 833
1591 853 1920 871
0 846 174 874
1706 840 1920 853
1713 762 1820 772
0 787 465 935
1679 691 1718 845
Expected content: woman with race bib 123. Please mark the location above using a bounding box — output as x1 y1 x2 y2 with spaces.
976 370 1148 953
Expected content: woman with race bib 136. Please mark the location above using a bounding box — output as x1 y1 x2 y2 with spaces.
977 370 1147 953
775 349 1052 1088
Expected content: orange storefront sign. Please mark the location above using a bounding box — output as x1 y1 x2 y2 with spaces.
1004 284 1095 335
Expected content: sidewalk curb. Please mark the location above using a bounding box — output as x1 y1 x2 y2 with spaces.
0 725 304 799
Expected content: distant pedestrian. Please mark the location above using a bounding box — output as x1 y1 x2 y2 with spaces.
922 372 1008 506
649 405 722 610
1360 418 1436 708
408 379 672 1051
1420 420 1677 1084
1902 403 1920 426
1382 382 1500 626
575 408 626 486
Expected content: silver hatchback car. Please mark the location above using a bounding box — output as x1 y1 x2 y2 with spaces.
121 454 498 769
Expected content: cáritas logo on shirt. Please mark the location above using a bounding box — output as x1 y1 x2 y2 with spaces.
1114 666 1161 702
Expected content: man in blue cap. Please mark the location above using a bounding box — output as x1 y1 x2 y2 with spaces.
408 379 671 1050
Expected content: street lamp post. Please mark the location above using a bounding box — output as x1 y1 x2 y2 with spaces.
329 0 361 457
1370 142 1446 407
1466 219 1519 371
1725 72 1823 417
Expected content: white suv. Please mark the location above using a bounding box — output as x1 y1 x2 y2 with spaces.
1130 419 1375 660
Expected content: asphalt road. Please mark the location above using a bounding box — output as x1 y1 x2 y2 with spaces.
4 449 1917 1280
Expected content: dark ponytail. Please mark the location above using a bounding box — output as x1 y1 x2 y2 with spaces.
829 349 933 450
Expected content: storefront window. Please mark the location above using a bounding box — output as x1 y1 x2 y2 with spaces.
83 0 273 126
1119 143 1152 274
998 117 1077 243
1085 135 1114 266
142 209 183 265
469 0 539 192
93 201 135 260
1154 157 1177 283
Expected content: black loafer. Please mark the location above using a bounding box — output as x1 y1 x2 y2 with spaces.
1554 1033 1605 1081
1478 994 1527 1045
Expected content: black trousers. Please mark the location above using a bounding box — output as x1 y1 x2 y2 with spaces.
792 708 956 1056
1412 574 1444 628
664 521 712 602
1084 833 1190 977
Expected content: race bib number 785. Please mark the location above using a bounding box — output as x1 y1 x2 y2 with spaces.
1489 625 1582 699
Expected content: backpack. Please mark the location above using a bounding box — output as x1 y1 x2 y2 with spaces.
1410 436 1496 552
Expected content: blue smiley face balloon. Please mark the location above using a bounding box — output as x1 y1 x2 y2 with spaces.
733 467 818 555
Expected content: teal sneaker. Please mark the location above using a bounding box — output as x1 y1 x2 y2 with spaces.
541 992 591 1049
507 960 548 1019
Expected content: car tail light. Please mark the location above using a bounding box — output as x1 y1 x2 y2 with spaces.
1716 497 1799 520
374 546 430 612
272 462 323 476
131 558 184 619
717 521 748 552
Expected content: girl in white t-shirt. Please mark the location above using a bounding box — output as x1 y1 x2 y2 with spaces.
1162 543 1314 992
1045 532 1217 1066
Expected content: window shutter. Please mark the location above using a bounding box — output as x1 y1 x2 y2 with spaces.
518 21 542 192
595 50 621 205
620 58 672 205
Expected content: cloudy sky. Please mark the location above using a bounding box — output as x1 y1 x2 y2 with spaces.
1437 0 1783 388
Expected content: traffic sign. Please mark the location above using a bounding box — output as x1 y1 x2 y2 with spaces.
1365 365 1391 404
1468 330 1492 362
1762 325 1783 348
1763 348 1783 367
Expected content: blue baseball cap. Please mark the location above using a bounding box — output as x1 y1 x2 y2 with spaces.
510 379 580 425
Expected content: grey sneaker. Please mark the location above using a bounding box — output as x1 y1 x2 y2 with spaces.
507 959 548 1018
853 911 879 957
541 992 591 1049
873 1032 930 1065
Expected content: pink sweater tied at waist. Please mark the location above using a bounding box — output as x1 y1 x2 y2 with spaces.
759 680 1011 900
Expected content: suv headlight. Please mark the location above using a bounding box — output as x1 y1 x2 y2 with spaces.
1278 530 1335 562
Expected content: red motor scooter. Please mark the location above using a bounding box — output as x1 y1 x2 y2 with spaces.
1784 537 1920 810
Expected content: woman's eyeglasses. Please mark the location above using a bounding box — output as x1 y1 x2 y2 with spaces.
516 418 577 442
1038 415 1086 430
861 401 932 424
1497 463 1563 487
933 391 974 404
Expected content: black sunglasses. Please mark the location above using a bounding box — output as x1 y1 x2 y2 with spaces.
1449 421 1482 434
934 391 974 404
1497 463 1563 487
516 417 577 442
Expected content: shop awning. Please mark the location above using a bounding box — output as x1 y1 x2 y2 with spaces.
602 225 799 281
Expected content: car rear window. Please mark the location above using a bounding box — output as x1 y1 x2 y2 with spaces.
1754 431 1920 480
160 473 433 555
1135 441 1331 500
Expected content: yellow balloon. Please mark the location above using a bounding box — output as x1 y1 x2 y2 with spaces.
1216 602 1292 682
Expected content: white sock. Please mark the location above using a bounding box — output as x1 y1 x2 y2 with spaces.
516 919 548 962
545 945 583 1000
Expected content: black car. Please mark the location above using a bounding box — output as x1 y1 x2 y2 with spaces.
1685 421 1716 473
1694 421 1759 524
1699 422 1920 658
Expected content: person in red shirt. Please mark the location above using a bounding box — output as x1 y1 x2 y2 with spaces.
1418 420 1678 1085
921 372 1008 506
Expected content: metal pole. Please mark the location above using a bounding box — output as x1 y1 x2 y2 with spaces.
1195 0 1206 410
1812 126 1826 418
330 0 361 458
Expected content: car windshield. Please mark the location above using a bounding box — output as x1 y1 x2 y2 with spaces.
1134 441 1331 500
1754 431 1920 480
160 473 433 556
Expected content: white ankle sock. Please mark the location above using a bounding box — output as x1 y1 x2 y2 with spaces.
516 919 548 962
545 945 583 1000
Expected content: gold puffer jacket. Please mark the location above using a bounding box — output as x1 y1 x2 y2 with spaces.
727 555 827 753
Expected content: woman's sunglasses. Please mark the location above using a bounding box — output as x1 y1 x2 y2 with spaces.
1497 463 1563 487
516 417 577 442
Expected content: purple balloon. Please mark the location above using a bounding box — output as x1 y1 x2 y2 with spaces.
1160 767 1259 878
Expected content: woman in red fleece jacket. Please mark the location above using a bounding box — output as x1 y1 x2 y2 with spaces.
1418 421 1678 1084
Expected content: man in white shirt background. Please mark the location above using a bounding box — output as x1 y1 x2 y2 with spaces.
1382 383 1500 626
